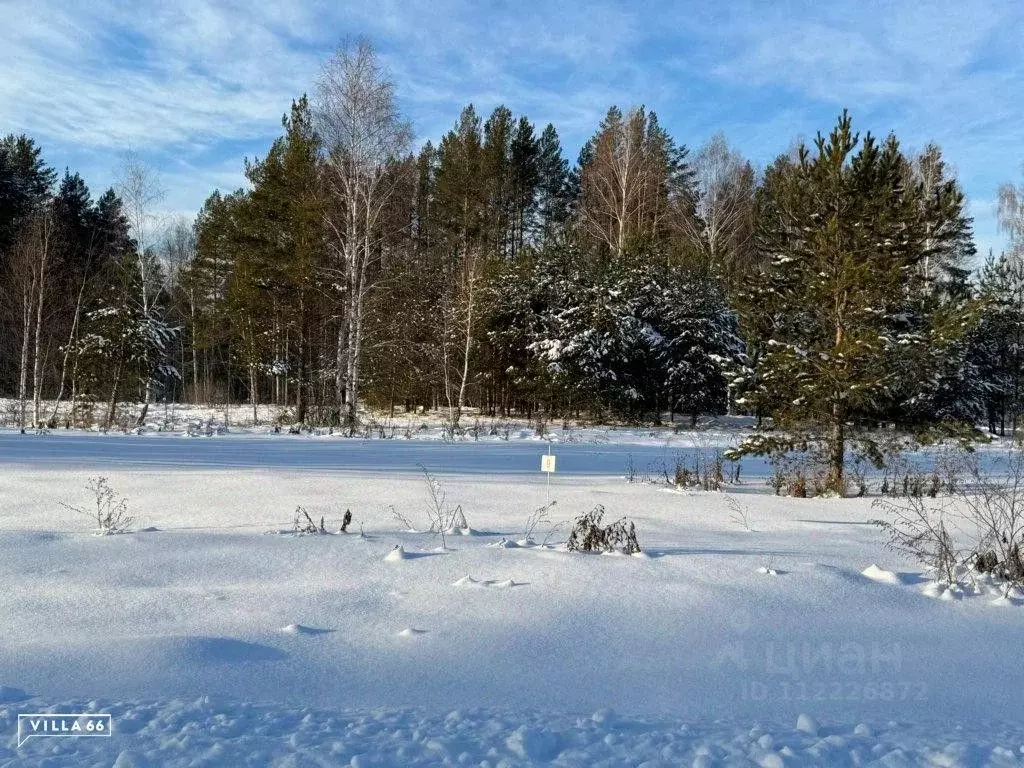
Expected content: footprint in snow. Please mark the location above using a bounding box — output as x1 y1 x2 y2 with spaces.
452 575 523 588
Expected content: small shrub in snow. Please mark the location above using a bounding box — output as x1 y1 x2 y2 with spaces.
566 505 641 555
871 495 959 584
420 464 469 549
625 453 638 483
879 453 955 499
955 451 1024 587
61 476 134 535
673 462 694 488
488 421 512 440
669 447 731 491
293 507 327 535
850 458 869 497
788 471 808 498
389 504 417 531
725 494 753 532
340 509 352 533
874 448 1024 592
523 500 558 543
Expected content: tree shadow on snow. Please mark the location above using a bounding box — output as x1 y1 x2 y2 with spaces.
795 519 874 526
644 547 801 558
174 636 287 664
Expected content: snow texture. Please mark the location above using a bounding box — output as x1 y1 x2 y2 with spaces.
2 431 1024 764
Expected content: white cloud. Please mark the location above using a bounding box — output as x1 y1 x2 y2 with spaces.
1 0 1020 259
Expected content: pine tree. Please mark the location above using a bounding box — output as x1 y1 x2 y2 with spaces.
239 95 325 424
976 252 1024 434
737 112 976 491
534 124 570 247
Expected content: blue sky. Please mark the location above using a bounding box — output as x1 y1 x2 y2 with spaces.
3 0 1022 256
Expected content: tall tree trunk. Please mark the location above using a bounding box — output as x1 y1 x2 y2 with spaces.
48 269 89 426
106 354 124 429
828 405 845 495
455 275 474 429
296 305 307 425
250 363 258 424
190 287 199 403
18 283 34 431
31 223 50 428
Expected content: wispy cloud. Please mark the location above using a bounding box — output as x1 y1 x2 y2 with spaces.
2 0 1021 256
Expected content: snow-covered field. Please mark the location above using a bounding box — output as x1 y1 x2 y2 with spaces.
2 431 1024 766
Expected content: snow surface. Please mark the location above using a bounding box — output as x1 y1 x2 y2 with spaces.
2 433 1024 764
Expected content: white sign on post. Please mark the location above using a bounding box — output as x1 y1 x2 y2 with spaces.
541 454 557 473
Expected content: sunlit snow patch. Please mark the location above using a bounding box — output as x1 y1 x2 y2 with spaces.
397 628 427 637
385 545 409 562
861 564 900 584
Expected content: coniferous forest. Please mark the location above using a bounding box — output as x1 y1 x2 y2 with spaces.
4 40 1024 490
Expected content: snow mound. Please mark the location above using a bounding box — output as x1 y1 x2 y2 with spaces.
505 725 560 761
757 566 779 576
862 564 900 584
989 591 1022 607
493 579 517 588
796 713 819 736
488 537 520 548
385 545 409 561
921 581 963 600
397 628 427 637
452 575 483 588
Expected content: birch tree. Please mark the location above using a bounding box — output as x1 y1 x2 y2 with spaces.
689 133 756 283
316 38 412 434
999 169 1024 256
115 150 166 426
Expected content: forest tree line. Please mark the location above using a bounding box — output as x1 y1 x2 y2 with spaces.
3 40 1024 489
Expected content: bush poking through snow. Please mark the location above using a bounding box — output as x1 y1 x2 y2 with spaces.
873 448 1024 592
340 509 352 533
523 500 557 543
389 504 416 531
419 464 469 549
292 507 327 535
566 506 641 555
725 494 753 531
60 476 134 535
871 495 959 584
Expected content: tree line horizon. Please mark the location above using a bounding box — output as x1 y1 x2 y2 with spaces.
3 38 1024 491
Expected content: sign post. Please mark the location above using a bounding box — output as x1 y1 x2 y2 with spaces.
541 441 556 496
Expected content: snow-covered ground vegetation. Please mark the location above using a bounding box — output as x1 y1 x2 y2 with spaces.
3 431 1024 764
